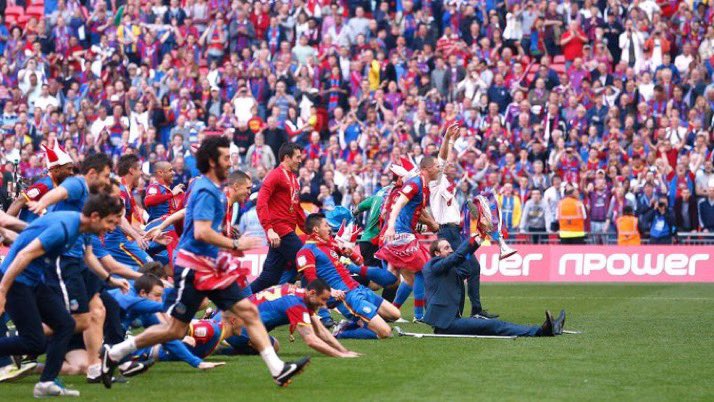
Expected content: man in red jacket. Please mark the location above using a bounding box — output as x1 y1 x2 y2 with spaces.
251 143 307 293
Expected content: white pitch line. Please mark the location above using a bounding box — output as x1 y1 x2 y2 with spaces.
486 296 714 301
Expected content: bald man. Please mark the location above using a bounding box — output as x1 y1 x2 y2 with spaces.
144 161 185 264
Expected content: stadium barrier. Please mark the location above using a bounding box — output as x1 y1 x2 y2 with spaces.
2 243 711 283
233 245 714 283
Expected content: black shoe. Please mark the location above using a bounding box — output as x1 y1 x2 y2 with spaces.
540 310 555 336
472 310 500 319
121 358 155 377
553 310 566 335
99 344 119 389
273 357 310 387
10 355 22 369
87 375 127 384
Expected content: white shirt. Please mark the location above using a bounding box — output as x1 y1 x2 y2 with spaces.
429 169 461 225
232 96 256 124
674 54 693 75
33 94 60 112
543 185 562 223
129 111 149 144
90 116 111 138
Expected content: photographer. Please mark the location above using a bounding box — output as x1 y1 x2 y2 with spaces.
643 196 676 244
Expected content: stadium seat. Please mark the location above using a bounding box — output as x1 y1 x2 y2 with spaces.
17 14 31 27
552 64 566 74
26 5 45 19
5 5 25 18
5 15 18 27
553 55 566 64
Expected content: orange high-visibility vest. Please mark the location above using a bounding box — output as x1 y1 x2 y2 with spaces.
616 215 641 245
558 197 585 238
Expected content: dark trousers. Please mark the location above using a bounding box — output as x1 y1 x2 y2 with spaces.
438 224 482 315
435 317 541 337
0 314 10 367
649 236 673 245
359 241 396 303
560 236 586 245
0 281 75 382
100 290 125 345
250 232 303 293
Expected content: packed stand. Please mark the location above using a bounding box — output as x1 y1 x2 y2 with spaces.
1 0 714 244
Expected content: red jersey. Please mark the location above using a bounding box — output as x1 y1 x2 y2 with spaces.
256 165 307 237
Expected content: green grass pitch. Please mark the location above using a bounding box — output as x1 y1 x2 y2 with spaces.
3 284 713 401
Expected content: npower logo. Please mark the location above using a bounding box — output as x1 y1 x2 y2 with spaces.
558 253 711 276
478 253 544 276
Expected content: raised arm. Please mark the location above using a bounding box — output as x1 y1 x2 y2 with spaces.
430 237 481 275
27 186 69 215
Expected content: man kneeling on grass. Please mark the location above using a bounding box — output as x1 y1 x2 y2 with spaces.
423 234 566 337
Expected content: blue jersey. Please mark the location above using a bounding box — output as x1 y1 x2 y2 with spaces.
296 238 359 292
19 176 54 223
395 175 429 234
145 182 179 222
249 285 313 333
51 176 89 258
0 211 83 286
177 176 227 259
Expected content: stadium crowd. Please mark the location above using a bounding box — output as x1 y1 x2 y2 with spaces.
1 0 714 244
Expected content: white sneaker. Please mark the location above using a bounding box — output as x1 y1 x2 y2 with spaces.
33 380 80 398
393 318 409 323
498 239 517 260
331 320 351 336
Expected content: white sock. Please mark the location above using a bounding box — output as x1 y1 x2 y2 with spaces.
86 364 101 378
109 338 137 361
259 347 285 377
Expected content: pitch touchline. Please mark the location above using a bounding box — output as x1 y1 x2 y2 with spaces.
486 296 714 301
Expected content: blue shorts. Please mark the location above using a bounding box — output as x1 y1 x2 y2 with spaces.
165 265 252 323
48 256 90 314
344 286 383 322
105 241 153 268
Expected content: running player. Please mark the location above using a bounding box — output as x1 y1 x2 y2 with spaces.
103 154 153 269
101 137 310 388
0 194 124 397
26 153 124 383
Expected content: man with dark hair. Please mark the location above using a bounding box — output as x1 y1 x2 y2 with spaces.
423 235 565 338
24 152 121 383
429 124 497 319
102 136 310 388
0 194 125 397
104 154 153 269
297 213 401 339
108 274 212 371
251 142 307 293
222 280 359 357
